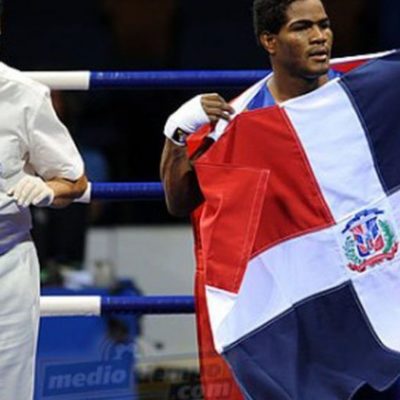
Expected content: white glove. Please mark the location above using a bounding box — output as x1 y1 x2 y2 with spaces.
164 95 209 146
7 176 55 208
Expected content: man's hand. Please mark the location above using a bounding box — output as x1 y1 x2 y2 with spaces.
200 93 235 124
8 176 54 208
164 93 234 146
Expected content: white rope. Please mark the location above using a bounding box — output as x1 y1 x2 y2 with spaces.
25 71 90 90
40 296 101 317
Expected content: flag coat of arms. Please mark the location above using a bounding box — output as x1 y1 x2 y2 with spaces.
188 51 400 399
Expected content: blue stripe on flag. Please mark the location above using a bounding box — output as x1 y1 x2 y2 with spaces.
223 283 400 400
340 51 400 194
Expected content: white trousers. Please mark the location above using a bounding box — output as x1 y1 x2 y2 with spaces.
0 240 40 399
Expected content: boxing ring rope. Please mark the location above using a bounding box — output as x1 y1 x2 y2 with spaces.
91 182 164 200
40 295 195 317
36 49 395 317
42 182 193 317
25 70 268 90
24 51 394 90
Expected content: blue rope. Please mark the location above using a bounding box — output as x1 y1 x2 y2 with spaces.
90 70 269 89
91 182 164 200
101 295 195 314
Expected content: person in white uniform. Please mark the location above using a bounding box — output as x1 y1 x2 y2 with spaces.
0 45 88 399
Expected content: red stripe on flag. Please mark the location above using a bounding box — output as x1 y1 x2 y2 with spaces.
195 162 270 293
332 59 367 73
195 106 335 293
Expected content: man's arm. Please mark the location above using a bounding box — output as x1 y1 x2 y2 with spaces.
160 138 214 217
46 174 88 208
7 174 88 209
161 94 233 217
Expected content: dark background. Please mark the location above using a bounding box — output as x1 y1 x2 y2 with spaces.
1 0 399 228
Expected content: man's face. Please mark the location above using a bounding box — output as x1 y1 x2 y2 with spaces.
264 0 333 79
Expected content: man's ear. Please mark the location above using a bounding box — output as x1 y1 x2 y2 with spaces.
259 32 277 55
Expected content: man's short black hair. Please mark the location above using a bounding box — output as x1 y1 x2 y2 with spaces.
253 0 298 37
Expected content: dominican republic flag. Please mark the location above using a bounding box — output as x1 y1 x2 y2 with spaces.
188 50 400 400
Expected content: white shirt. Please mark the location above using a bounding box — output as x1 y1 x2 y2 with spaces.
0 62 84 254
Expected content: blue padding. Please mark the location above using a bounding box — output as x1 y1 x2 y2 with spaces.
101 295 195 315
91 182 164 200
38 285 139 399
341 51 400 193
223 283 400 400
90 70 269 89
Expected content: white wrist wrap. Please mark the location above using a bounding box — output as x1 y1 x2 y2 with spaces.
73 182 92 203
164 95 209 145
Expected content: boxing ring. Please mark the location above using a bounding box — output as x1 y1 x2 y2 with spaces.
32 68 270 400
31 51 390 320
36 71 269 321
31 51 396 399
